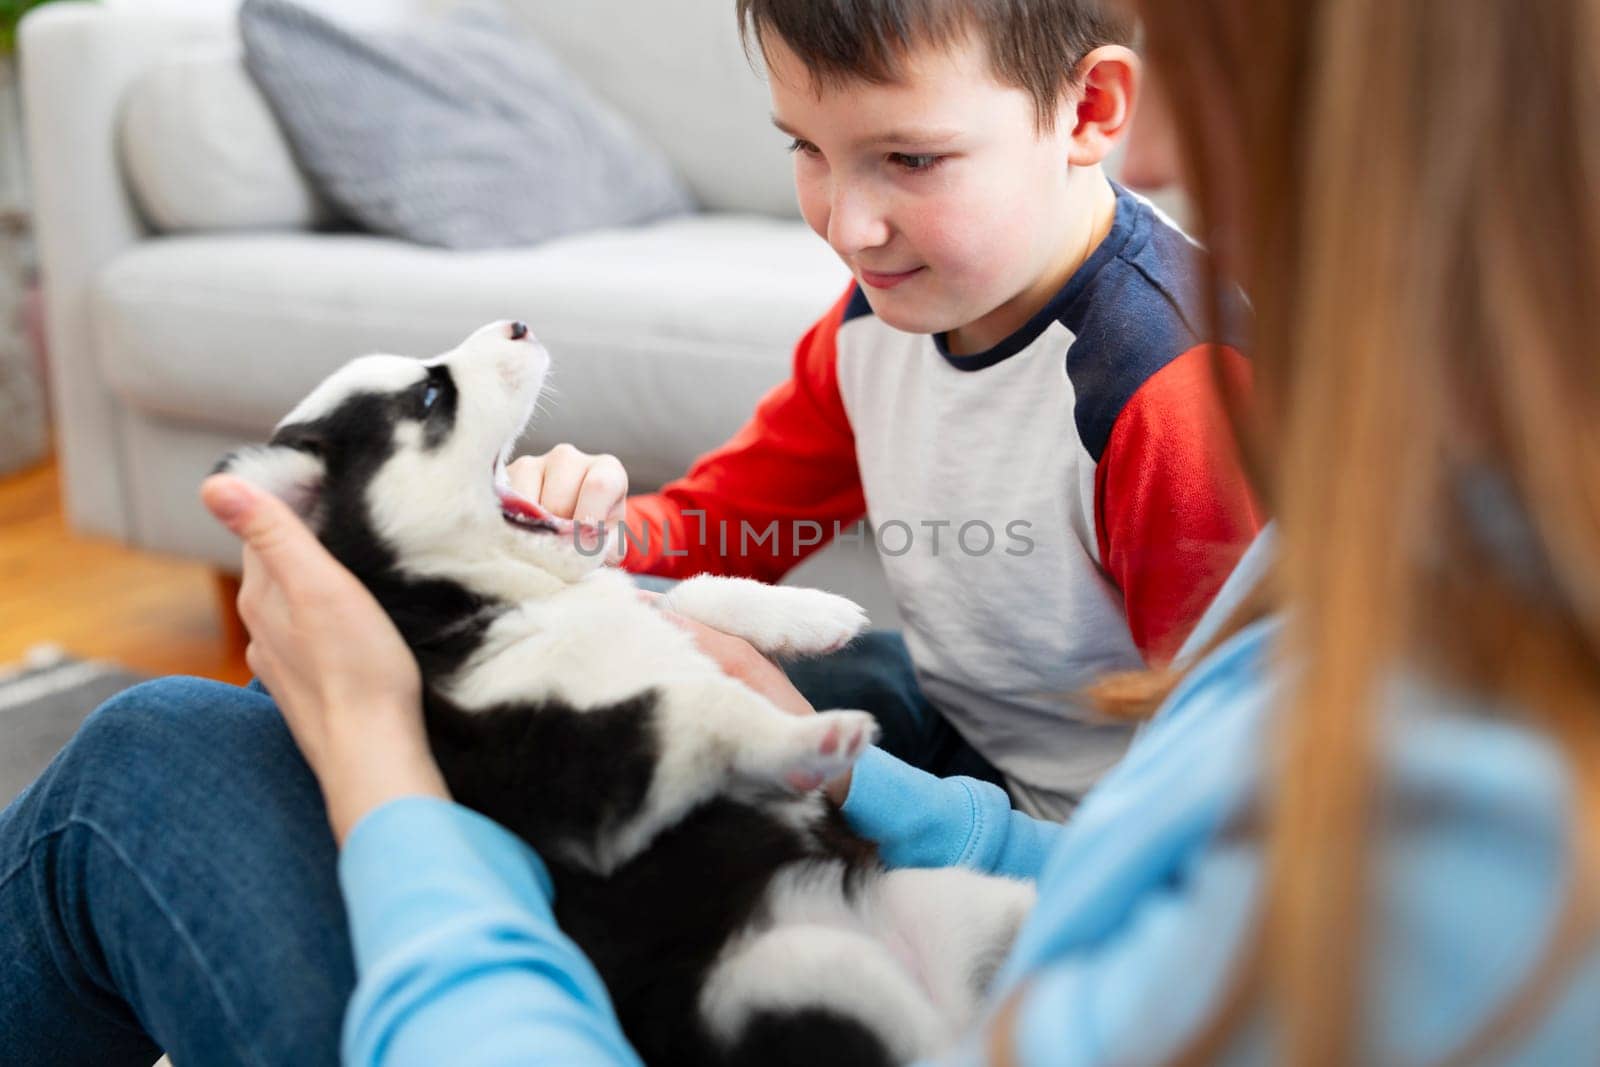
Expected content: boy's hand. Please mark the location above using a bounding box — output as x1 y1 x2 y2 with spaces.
509 445 629 563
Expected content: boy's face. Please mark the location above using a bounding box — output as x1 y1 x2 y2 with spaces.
765 33 1094 352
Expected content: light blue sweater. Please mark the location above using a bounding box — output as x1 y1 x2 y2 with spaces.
338 574 1600 1064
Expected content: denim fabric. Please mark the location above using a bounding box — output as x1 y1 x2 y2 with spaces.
0 677 351 1066
784 630 1007 789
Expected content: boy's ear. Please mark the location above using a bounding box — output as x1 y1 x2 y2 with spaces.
212 441 327 528
1065 45 1141 168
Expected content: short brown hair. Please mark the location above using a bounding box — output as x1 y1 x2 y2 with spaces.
736 0 1135 129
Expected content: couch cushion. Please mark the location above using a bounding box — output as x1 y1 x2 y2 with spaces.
119 43 333 234
91 216 850 490
239 0 695 251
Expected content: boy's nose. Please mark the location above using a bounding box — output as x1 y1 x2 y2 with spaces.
826 189 891 257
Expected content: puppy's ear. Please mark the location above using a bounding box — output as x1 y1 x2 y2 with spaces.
212 442 326 527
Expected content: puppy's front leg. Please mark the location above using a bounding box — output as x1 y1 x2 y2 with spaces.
663 576 868 659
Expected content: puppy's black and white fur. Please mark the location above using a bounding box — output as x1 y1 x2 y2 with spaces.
219 321 1035 1066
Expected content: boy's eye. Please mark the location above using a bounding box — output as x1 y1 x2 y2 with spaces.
787 137 822 158
890 153 944 173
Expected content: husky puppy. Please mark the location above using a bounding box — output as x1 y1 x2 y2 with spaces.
219 321 1036 1066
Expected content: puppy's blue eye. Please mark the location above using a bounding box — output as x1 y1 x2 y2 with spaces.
421 382 441 411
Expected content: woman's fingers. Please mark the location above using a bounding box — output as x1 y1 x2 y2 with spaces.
202 474 333 599
202 473 444 842
202 473 421 714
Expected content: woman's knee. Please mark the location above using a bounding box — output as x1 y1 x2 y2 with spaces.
36 677 309 823
77 676 283 759
3 679 349 1065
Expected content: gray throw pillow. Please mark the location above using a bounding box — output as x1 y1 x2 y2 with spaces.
239 0 696 250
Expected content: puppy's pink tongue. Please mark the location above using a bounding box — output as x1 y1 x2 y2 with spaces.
498 489 557 522
498 487 612 545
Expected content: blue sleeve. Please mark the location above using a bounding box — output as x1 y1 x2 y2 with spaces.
1001 844 1262 1066
898 846 1261 1067
840 747 1061 879
338 797 644 1067
960 715 1600 1066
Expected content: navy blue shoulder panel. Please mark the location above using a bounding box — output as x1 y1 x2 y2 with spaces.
1059 192 1249 463
842 284 876 325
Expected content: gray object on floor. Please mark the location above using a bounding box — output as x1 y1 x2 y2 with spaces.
239 0 697 250
0 652 145 807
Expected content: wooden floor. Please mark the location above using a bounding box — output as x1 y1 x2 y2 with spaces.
0 457 250 684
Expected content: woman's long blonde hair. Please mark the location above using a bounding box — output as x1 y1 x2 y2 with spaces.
1122 0 1600 1061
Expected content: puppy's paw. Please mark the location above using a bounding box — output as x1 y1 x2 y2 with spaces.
665 578 868 659
781 710 879 789
758 587 870 658
738 710 879 789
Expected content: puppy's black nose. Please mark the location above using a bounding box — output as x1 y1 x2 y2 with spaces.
509 321 530 341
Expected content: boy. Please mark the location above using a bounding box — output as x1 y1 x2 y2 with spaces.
515 0 1260 819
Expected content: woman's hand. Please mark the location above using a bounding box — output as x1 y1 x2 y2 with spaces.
642 592 856 804
200 474 449 843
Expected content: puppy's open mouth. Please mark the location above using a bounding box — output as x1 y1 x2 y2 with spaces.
492 444 607 545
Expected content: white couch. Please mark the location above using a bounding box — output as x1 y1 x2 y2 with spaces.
20 0 903 622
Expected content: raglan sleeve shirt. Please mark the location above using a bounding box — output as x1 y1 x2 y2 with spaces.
1093 343 1263 665
627 279 1262 666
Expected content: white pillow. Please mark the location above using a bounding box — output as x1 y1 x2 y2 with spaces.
119 44 334 233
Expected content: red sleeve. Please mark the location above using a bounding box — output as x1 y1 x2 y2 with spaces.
623 286 866 582
1095 345 1264 664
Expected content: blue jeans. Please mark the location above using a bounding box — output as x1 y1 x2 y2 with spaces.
0 677 351 1065
0 632 993 1065
784 630 1006 788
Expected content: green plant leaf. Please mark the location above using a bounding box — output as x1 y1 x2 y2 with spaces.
1 0 86 56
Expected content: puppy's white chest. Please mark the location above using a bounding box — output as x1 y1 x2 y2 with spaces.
447 585 716 712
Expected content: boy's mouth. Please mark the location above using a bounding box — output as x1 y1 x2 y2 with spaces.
858 265 925 290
